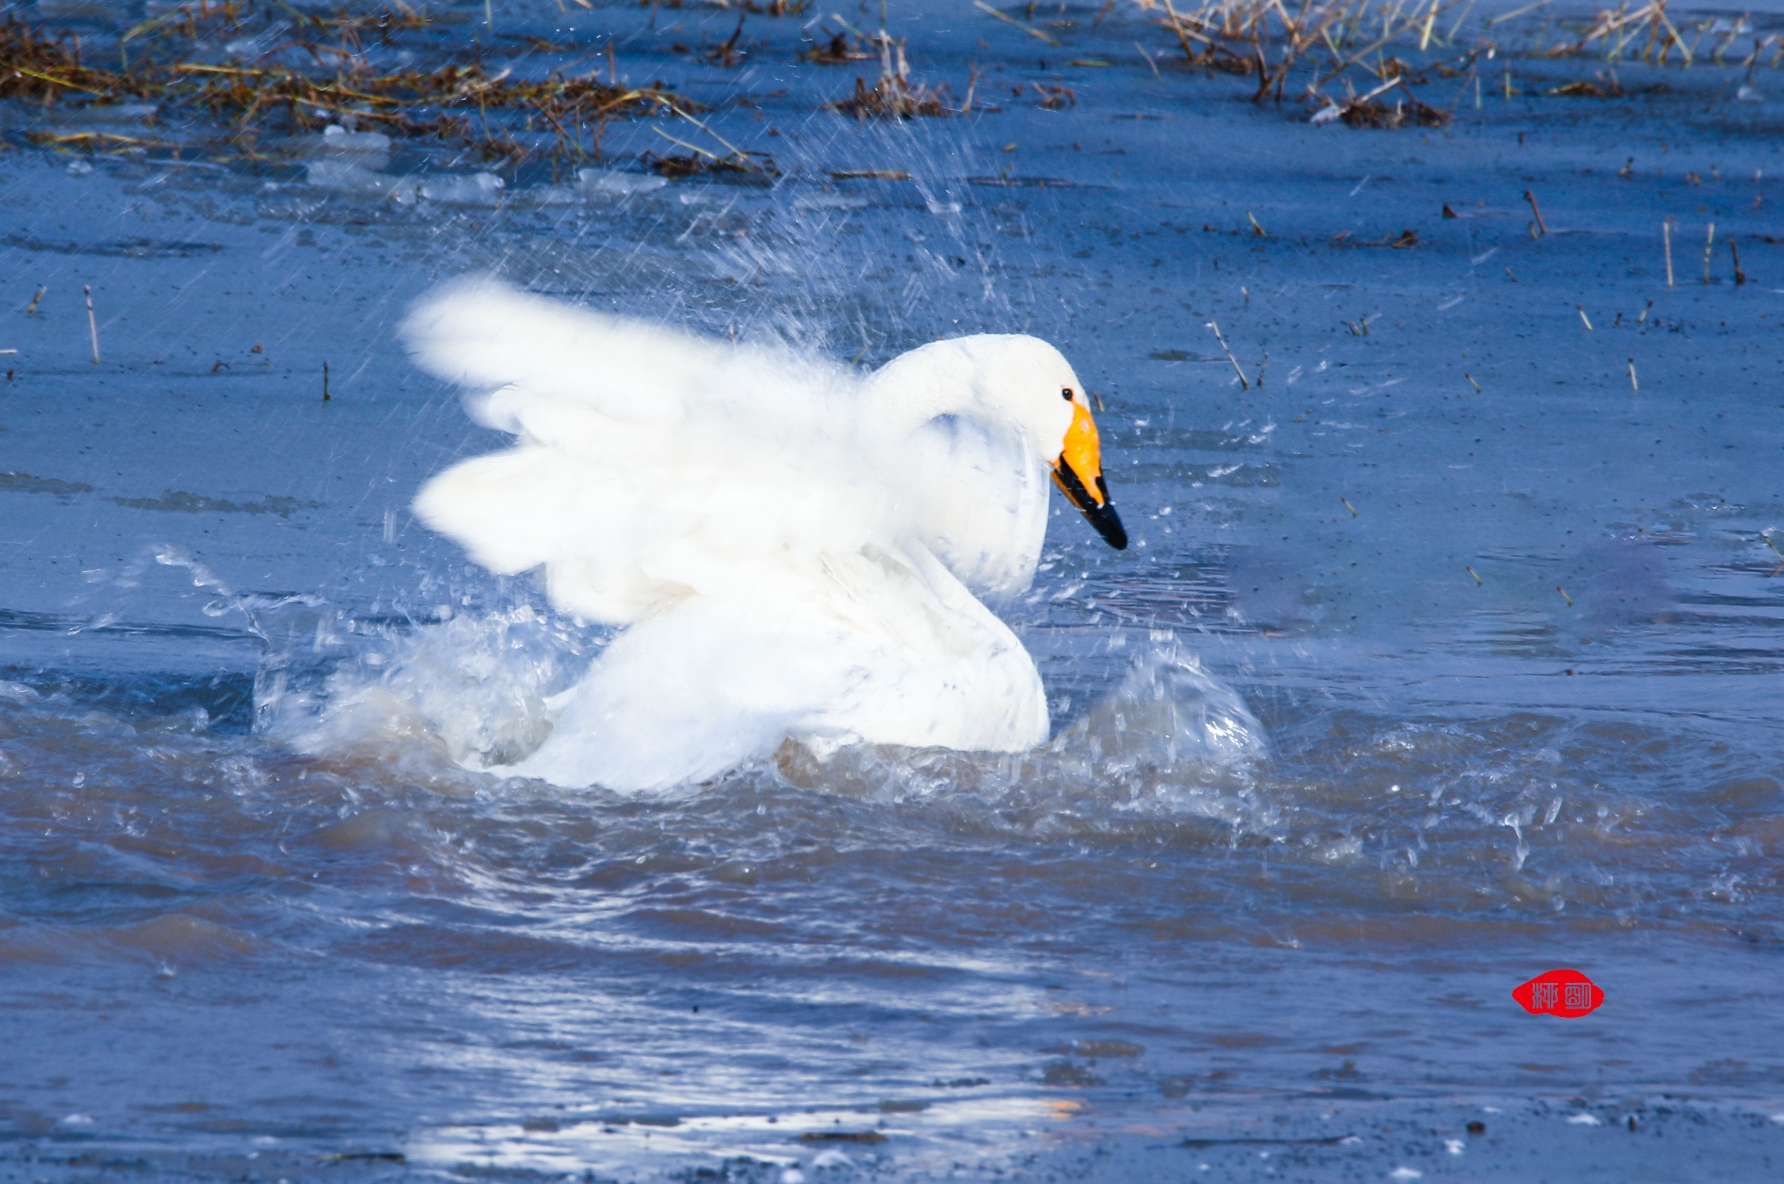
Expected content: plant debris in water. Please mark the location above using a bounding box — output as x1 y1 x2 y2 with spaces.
704 14 750 68
1338 91 1448 128
829 33 951 119
800 30 874 65
1125 0 1782 128
0 3 694 166
641 149 758 178
831 72 952 119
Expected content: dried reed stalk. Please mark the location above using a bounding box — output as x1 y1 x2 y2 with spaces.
830 33 951 119
1127 0 1779 126
1 7 693 165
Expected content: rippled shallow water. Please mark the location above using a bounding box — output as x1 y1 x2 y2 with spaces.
5 1 1784 1179
5 603 1782 1177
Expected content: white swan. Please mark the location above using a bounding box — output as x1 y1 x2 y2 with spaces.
402 278 1127 791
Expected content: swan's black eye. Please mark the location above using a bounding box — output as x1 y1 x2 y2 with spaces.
1062 387 1074 402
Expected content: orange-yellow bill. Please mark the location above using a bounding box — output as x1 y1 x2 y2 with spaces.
1050 400 1127 550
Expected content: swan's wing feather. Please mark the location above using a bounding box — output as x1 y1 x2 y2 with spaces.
412 445 663 621
401 276 734 425
416 428 892 624
406 280 890 624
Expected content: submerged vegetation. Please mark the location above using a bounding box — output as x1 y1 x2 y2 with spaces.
828 32 953 119
0 2 694 167
1126 0 1784 128
0 0 1778 177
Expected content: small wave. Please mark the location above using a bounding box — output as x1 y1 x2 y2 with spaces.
260 601 598 781
1056 643 1266 770
766 643 1270 840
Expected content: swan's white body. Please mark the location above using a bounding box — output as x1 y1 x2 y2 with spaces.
403 279 1103 791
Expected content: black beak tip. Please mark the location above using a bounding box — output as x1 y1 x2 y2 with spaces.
1088 502 1128 551
1053 465 1129 551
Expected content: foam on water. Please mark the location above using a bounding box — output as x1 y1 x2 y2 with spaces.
266 602 596 777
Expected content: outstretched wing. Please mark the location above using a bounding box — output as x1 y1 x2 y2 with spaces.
404 278 890 625
402 275 734 426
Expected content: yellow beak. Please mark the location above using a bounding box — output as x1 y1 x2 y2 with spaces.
1049 400 1127 550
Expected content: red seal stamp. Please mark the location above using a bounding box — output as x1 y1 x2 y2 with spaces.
1513 968 1603 1016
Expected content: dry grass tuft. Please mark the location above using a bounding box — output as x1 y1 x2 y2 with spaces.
1129 0 1782 128
1338 90 1447 127
829 34 952 119
831 73 952 118
642 150 752 177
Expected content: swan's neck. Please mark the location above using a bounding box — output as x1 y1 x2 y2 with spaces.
862 336 1068 600
862 335 1064 453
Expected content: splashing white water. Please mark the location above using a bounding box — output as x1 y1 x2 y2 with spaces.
259 601 1265 810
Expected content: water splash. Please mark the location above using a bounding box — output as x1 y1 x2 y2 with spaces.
260 600 598 779
262 600 1266 819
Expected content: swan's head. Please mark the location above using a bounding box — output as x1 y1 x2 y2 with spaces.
871 334 1127 551
1046 381 1128 552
